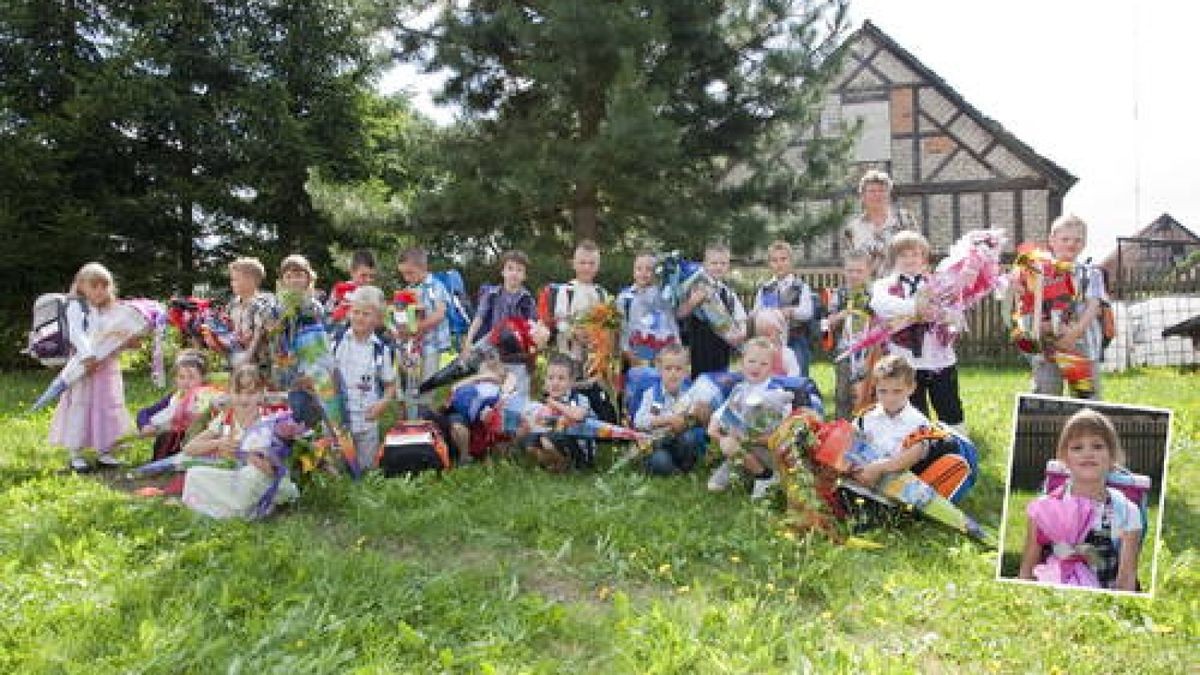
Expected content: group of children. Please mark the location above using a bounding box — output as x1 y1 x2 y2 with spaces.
42 180 1139 588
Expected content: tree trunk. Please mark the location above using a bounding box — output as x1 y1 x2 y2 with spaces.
572 82 604 243
573 179 599 243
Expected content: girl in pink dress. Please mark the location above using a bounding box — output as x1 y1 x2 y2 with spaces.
49 263 134 472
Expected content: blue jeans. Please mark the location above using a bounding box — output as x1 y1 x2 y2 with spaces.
644 427 707 476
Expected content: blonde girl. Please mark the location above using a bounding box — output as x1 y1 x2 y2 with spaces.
1019 409 1143 591
50 262 134 472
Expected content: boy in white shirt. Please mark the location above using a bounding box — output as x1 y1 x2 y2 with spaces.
332 286 397 470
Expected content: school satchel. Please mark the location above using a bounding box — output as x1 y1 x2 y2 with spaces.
23 293 88 367
378 421 452 477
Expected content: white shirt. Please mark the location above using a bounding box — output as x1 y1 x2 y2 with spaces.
858 402 930 459
633 382 688 431
869 274 958 370
333 333 396 431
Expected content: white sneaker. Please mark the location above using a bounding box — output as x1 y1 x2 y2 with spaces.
69 456 90 473
707 460 733 492
750 473 779 501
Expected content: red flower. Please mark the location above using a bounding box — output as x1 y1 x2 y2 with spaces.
394 289 419 306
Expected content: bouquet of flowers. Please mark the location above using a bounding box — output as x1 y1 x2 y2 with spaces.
575 299 622 383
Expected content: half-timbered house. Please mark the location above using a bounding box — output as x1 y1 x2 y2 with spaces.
794 21 1077 268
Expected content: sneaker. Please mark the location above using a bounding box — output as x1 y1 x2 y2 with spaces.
707 460 733 492
96 454 125 469
750 472 779 501
69 456 91 473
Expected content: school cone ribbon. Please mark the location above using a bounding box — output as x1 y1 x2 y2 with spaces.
811 419 997 547
31 299 167 412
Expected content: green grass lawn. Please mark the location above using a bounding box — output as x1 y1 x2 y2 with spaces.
1 364 1196 673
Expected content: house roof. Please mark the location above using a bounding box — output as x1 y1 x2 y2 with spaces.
1099 213 1200 269
850 20 1078 193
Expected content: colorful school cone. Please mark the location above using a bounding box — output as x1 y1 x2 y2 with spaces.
30 300 159 412
655 252 739 345
869 471 997 548
131 453 230 476
767 412 842 540
1052 349 1095 397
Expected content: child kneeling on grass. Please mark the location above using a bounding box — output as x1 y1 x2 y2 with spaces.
525 353 596 472
1019 408 1142 591
632 345 706 476
445 355 514 464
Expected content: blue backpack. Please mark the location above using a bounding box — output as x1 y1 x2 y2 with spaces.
432 270 473 342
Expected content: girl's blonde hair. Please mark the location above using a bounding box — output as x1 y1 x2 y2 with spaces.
228 364 264 396
1056 408 1125 465
70 262 117 300
228 257 266 284
348 285 386 312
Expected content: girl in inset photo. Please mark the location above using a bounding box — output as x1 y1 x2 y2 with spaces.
1018 408 1142 591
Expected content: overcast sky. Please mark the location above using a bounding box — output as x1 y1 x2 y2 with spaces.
381 0 1198 261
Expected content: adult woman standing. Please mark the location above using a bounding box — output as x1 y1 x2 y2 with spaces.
840 170 917 274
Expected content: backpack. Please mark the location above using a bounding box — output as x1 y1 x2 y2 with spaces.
432 270 473 342
537 282 610 343
24 293 88 367
378 420 452 476
623 366 661 425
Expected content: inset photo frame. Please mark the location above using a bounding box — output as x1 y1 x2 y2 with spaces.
996 395 1172 596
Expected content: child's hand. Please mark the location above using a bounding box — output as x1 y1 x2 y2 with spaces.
854 463 885 488
248 454 273 474
727 327 747 345
366 400 389 421
82 356 99 374
140 425 157 437
688 286 708 306
124 335 145 350
718 434 741 458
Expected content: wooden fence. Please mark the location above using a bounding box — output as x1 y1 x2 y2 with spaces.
1009 413 1169 495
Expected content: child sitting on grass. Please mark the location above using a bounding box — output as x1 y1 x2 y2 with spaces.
180 365 299 519
445 355 513 464
1019 408 1142 591
525 353 596 472
706 337 781 501
136 349 216 461
632 345 706 476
